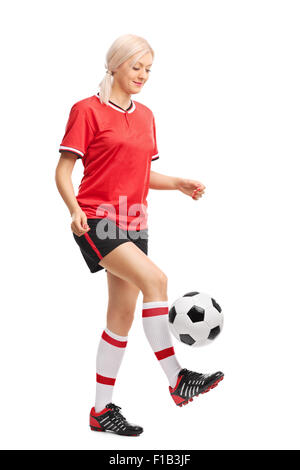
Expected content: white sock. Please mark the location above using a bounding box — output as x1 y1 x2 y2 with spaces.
142 301 182 388
95 327 128 412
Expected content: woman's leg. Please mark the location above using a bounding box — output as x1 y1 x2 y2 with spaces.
95 270 140 412
98 241 168 302
97 242 224 408
98 242 182 388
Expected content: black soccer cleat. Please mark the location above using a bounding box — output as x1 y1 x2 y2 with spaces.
89 403 143 436
169 368 224 406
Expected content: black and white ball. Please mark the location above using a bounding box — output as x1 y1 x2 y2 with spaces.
168 291 223 347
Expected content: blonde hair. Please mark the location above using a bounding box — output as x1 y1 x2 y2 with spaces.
97 34 154 105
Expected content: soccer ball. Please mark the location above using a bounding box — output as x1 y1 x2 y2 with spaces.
168 291 223 347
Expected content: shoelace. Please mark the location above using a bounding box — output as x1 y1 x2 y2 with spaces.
106 403 126 421
179 369 210 398
181 369 207 382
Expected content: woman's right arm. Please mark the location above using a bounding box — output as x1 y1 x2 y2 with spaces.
55 152 90 236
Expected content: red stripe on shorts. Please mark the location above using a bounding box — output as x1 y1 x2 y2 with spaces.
101 330 128 348
96 374 116 386
84 232 103 259
142 306 169 317
155 346 175 361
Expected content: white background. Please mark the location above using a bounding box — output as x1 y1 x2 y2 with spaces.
1 0 299 450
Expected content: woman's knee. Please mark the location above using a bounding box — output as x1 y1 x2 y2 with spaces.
158 271 168 289
142 270 168 296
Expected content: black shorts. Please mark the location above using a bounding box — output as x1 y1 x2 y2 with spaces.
72 218 148 273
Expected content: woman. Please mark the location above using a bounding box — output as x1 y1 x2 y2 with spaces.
55 34 224 437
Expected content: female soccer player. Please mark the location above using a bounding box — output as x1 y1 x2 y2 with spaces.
55 34 224 437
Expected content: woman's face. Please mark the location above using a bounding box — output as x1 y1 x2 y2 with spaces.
114 51 153 95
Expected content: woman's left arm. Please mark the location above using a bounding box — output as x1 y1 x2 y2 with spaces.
149 170 206 200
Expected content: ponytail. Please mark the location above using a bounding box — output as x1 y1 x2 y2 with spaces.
97 66 114 105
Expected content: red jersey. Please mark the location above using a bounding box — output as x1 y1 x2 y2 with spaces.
59 93 159 231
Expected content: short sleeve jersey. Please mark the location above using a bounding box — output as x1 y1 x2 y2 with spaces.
59 93 159 231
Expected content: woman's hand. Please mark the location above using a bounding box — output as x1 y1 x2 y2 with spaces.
71 209 90 236
176 178 206 200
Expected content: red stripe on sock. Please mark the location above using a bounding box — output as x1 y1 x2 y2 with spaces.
101 330 128 348
155 346 175 361
96 374 116 386
142 306 169 317
84 232 103 260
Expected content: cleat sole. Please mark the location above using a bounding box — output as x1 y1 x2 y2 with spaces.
90 426 105 432
90 425 142 437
